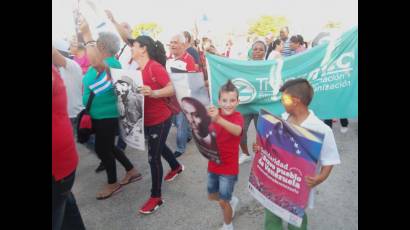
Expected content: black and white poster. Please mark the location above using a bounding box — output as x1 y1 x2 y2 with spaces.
170 72 220 164
110 68 145 151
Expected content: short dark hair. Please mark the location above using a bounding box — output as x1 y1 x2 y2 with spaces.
218 80 239 99
272 39 282 50
290 35 308 48
279 79 314 106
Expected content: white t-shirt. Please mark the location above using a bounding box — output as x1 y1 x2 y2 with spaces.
267 50 282 61
282 110 341 209
58 58 85 118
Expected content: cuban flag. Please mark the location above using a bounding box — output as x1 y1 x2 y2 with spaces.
89 71 113 96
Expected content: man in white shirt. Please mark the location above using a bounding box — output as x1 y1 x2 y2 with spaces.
52 42 84 132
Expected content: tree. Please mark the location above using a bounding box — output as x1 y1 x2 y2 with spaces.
248 15 288 37
131 22 162 39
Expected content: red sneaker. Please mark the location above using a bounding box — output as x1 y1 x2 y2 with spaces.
139 197 163 214
164 164 184 182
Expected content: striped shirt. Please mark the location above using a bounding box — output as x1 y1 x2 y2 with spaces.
281 38 295 57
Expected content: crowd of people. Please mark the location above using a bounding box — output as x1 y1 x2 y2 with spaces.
52 9 347 230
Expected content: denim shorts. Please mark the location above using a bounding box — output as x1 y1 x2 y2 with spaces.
207 172 238 201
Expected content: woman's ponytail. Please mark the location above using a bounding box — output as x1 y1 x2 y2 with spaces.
152 40 166 67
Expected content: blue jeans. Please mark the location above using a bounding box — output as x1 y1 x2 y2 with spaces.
173 112 190 153
52 171 85 230
207 172 238 201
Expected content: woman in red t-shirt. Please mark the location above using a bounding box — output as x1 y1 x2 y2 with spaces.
52 66 85 229
127 35 185 214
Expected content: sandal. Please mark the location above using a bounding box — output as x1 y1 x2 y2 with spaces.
96 185 123 200
120 173 142 186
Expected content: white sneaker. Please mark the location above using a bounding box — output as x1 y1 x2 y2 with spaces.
219 223 234 230
239 153 251 164
230 196 239 218
340 127 348 133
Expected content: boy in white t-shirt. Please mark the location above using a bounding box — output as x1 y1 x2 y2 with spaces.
253 78 341 230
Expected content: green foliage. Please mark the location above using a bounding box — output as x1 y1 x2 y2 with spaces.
248 15 288 36
131 22 162 39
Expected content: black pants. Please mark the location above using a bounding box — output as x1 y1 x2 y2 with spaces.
324 118 349 128
52 171 85 230
93 118 134 184
145 117 180 197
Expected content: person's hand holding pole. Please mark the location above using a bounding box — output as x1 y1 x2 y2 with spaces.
207 105 220 122
78 14 103 69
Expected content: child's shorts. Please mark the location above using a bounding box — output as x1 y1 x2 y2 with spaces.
207 172 238 201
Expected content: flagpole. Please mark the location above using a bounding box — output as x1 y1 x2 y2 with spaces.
73 0 84 43
205 53 213 105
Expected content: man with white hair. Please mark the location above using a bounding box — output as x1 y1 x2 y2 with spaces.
167 33 197 73
167 33 197 158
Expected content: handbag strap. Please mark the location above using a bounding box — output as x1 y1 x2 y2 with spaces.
85 68 106 113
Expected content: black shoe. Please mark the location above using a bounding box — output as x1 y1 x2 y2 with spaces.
187 137 192 143
95 162 106 173
174 151 183 158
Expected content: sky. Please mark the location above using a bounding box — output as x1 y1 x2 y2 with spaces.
52 0 358 49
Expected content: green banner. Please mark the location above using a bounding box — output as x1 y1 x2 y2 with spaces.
207 26 358 119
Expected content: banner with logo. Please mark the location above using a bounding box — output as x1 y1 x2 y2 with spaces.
248 109 324 228
207 26 358 119
169 72 221 164
110 68 145 151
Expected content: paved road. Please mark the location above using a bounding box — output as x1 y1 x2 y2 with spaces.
73 119 358 230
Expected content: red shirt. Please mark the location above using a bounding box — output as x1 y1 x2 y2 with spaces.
174 52 197 72
52 67 79 181
208 110 244 175
142 59 172 126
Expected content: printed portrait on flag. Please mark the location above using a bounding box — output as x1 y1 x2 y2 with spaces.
248 109 324 228
170 72 221 164
110 68 145 151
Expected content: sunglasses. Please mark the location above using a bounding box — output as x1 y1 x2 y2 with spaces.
281 94 297 105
